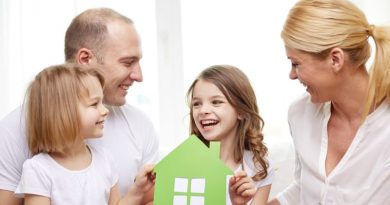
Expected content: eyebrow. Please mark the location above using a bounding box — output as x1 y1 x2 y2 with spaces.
118 56 138 62
192 95 226 99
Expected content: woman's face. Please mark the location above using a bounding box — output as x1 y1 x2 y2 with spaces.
285 47 337 103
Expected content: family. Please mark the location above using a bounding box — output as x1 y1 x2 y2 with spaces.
1 0 390 204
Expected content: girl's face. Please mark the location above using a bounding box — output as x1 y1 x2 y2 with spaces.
191 79 240 143
78 76 109 139
285 47 336 103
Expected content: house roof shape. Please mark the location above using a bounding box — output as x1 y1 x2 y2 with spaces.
154 135 233 205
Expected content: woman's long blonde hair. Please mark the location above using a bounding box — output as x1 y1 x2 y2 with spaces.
282 0 390 113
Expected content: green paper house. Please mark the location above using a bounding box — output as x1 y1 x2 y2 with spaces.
154 135 233 205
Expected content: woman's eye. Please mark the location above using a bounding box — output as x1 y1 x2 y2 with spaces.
292 63 299 68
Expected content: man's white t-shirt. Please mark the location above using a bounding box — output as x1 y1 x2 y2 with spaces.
0 104 159 196
15 145 117 205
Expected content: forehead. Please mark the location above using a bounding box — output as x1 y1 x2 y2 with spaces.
102 20 142 59
106 21 140 46
193 79 224 97
285 46 316 62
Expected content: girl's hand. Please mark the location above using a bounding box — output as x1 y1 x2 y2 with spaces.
126 164 155 205
133 164 156 194
229 170 256 205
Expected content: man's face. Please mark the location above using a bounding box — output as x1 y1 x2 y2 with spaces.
96 20 143 106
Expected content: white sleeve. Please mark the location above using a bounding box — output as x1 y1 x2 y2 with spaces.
0 107 30 192
276 151 301 205
15 159 51 198
141 116 159 165
255 159 275 188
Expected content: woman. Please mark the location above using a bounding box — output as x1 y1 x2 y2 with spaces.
269 0 390 204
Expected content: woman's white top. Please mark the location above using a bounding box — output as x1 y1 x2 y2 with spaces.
277 94 390 205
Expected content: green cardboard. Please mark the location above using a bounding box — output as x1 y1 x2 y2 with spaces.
154 135 233 205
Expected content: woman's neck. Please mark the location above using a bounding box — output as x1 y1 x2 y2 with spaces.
332 67 368 121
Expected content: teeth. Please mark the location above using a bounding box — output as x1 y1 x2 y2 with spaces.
201 119 218 126
96 121 104 125
120 85 129 90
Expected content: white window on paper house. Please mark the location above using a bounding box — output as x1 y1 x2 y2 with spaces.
173 177 206 205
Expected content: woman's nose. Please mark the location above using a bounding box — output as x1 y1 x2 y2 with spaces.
289 68 298 80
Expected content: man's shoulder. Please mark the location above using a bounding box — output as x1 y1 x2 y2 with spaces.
113 104 152 122
0 106 25 136
0 106 24 126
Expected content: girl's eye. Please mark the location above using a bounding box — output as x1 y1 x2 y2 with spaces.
192 101 200 107
90 102 98 107
212 100 223 105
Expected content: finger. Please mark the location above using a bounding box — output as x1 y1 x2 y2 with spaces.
230 176 251 190
234 170 247 178
143 164 155 173
240 187 256 197
236 182 255 195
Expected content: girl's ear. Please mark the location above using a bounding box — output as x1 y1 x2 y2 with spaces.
238 113 243 120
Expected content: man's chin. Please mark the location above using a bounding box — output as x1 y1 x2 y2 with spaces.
103 98 126 106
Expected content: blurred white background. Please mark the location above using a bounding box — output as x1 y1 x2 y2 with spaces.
1 0 389 196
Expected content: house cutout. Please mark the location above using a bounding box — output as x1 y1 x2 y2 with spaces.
154 135 233 205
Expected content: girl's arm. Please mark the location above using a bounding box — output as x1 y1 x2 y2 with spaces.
250 184 271 205
267 198 281 205
109 164 155 205
24 194 50 205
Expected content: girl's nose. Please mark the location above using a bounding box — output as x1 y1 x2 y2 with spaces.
100 104 109 117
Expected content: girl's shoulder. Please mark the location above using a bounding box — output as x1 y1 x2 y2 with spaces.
242 150 274 186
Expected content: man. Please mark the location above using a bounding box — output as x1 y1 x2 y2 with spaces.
0 8 158 204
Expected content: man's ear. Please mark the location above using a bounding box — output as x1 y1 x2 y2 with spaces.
329 47 344 73
76 48 94 64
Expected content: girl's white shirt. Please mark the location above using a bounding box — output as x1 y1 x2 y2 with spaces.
15 144 118 205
